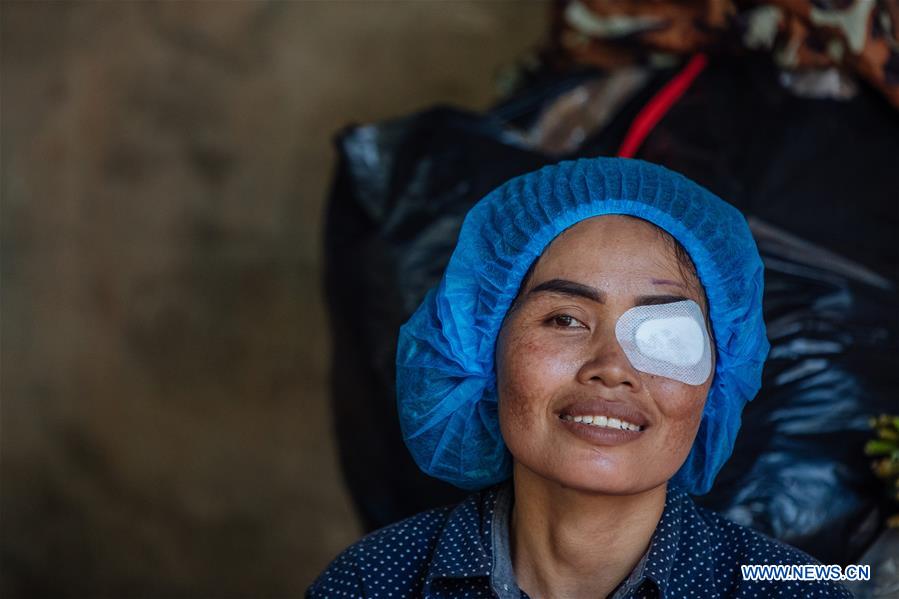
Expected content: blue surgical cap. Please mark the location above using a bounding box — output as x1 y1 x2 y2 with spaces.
396 157 769 495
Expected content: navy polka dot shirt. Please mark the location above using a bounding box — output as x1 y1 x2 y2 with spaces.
307 483 852 598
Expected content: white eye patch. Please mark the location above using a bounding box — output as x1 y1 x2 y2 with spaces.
615 299 712 385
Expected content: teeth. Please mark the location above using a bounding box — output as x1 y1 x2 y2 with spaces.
561 414 643 431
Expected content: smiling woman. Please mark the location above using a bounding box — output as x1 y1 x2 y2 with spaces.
494 216 716 596
307 158 852 598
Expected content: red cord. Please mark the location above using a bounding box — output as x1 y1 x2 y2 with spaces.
617 53 709 159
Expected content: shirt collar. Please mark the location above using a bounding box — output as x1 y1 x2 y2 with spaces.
490 483 518 599
640 485 688 598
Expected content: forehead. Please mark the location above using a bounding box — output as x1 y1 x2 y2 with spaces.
531 215 685 283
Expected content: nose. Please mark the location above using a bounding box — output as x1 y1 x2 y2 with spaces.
575 324 643 391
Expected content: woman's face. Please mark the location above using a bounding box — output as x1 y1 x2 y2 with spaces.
495 215 715 495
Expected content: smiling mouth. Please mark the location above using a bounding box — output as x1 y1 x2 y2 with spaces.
559 413 645 432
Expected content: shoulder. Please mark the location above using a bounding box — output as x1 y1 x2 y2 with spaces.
686 500 853 597
306 484 503 599
306 504 454 597
692 503 811 563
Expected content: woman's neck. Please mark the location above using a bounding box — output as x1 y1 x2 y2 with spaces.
510 462 667 599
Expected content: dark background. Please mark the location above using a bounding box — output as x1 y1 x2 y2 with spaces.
0 2 548 596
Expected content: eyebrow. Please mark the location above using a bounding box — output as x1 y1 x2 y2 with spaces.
650 278 687 289
527 278 690 306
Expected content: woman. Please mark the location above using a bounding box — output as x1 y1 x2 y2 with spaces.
309 158 852 598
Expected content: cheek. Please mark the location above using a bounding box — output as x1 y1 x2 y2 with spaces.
496 330 579 437
644 375 709 443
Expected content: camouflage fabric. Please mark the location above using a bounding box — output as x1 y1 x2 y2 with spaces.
553 0 899 108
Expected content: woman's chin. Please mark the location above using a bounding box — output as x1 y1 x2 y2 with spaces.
556 474 653 496
530 462 661 496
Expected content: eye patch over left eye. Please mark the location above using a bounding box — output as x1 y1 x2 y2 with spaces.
615 300 713 385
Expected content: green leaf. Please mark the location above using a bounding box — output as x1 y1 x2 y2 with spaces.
865 440 896 456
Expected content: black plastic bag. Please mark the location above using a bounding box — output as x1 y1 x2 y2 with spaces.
698 217 898 564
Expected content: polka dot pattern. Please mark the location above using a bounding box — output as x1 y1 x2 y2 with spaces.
307 484 852 598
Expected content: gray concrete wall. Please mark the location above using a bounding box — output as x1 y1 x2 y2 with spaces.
0 2 547 596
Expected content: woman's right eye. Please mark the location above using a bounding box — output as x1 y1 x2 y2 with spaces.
548 314 586 329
